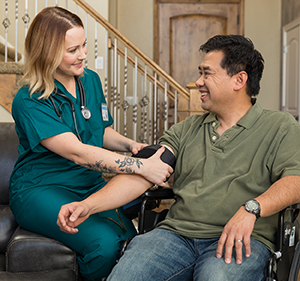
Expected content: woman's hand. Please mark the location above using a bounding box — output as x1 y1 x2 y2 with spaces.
141 146 173 187
130 142 149 155
57 201 91 234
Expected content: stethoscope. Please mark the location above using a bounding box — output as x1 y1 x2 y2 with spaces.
49 76 91 141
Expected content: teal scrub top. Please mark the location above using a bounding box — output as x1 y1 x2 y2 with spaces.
9 68 113 204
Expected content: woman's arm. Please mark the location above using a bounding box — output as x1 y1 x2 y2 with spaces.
103 127 148 154
57 143 176 234
40 132 173 186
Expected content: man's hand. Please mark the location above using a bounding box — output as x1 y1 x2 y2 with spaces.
57 202 91 234
216 206 256 264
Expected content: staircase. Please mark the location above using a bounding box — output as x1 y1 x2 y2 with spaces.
0 40 23 113
0 0 204 141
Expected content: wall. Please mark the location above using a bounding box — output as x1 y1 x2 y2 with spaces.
244 0 281 110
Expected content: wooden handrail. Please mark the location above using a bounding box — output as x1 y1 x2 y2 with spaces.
109 39 175 100
73 0 190 100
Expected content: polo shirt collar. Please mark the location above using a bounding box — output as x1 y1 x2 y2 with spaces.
202 99 264 129
236 99 263 129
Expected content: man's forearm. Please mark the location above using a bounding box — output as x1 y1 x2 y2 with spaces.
83 174 152 215
255 175 300 217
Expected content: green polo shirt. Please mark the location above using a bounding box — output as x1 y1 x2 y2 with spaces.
9 69 113 208
159 101 300 252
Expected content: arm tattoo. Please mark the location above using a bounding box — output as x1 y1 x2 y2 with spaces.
84 157 143 174
85 160 117 173
115 157 143 173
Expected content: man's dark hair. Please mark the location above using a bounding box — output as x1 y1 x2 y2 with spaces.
199 35 264 97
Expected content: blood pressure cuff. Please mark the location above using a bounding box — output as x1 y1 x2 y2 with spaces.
122 144 176 219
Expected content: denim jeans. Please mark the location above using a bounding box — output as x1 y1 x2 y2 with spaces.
107 228 270 281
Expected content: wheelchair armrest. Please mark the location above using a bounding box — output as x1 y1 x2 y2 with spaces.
138 188 175 234
143 188 175 200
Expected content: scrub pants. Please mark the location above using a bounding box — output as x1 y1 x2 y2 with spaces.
10 186 137 281
108 228 270 281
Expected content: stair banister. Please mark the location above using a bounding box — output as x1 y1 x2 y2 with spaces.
73 0 190 101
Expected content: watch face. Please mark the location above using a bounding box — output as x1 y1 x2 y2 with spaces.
247 200 258 210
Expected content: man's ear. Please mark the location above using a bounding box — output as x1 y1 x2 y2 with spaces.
233 71 248 91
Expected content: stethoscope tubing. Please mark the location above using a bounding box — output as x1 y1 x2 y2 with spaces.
48 76 91 141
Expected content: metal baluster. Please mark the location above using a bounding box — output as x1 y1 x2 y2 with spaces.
84 12 88 67
2 0 10 63
153 73 158 144
15 0 18 62
94 21 97 70
110 44 114 115
133 56 138 141
143 66 148 143
122 47 129 137
148 81 152 144
117 54 121 132
104 31 108 102
163 82 168 131
113 38 117 131
22 0 30 37
139 76 144 143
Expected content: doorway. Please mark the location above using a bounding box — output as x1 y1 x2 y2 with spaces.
154 0 245 88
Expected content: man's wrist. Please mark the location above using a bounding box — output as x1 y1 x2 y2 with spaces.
244 199 261 220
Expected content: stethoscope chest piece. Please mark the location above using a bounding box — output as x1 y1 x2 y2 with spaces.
81 106 91 120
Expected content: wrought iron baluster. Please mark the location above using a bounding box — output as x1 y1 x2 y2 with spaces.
2 0 11 63
122 47 129 137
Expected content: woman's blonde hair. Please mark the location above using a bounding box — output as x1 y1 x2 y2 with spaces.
20 6 84 99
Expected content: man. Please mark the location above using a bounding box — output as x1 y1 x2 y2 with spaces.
57 35 300 280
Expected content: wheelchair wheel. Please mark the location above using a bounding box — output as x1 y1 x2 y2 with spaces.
288 240 300 281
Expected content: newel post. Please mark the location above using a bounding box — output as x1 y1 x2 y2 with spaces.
177 82 205 122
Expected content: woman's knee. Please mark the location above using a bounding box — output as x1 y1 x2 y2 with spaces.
78 237 121 280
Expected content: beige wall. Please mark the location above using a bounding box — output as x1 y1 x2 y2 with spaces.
244 0 281 110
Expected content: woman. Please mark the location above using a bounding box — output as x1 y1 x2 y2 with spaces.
9 7 172 281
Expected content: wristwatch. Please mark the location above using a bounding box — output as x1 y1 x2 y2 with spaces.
244 199 261 219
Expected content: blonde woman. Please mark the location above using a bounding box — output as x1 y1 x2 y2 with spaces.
9 7 172 280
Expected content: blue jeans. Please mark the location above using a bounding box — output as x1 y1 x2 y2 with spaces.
107 228 270 281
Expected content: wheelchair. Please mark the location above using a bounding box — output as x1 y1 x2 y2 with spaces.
133 188 300 281
125 145 300 280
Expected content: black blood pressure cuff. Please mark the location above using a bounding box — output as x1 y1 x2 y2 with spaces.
122 144 176 220
132 144 176 170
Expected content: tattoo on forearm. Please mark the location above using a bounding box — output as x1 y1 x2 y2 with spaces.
85 160 117 173
115 157 143 173
84 157 143 174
